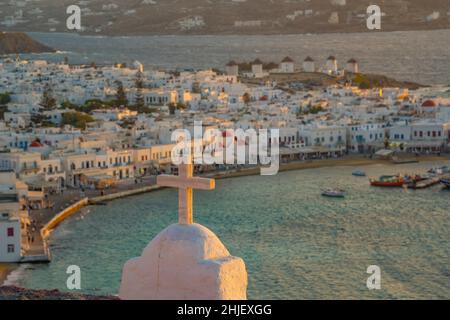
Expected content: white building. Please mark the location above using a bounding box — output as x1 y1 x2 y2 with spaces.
0 211 21 262
91 108 138 121
325 56 338 74
0 151 42 181
279 57 295 73
0 170 29 262
300 125 347 149
143 89 177 106
251 59 264 78
225 61 239 76
303 57 315 73
346 58 359 73
348 123 386 153
389 122 412 142
418 99 439 115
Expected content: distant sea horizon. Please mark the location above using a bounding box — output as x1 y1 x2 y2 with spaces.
11 29 450 86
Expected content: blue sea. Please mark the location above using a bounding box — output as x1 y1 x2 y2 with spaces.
11 162 450 299
18 29 450 85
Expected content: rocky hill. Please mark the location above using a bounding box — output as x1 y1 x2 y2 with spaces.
0 0 449 35
0 32 55 54
0 286 117 300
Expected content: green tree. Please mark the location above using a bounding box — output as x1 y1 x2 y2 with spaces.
0 92 11 105
134 71 145 109
61 112 94 130
61 101 79 110
309 105 324 114
115 80 128 107
353 74 371 89
40 84 57 110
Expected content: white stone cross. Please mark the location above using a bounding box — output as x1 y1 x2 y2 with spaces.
157 163 215 225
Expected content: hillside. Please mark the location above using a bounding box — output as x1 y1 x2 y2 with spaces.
0 32 55 54
0 0 449 35
242 71 425 89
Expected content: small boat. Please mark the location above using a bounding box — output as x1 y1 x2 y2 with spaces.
440 178 450 189
428 166 450 175
370 175 405 187
352 170 366 177
322 189 345 198
404 174 435 189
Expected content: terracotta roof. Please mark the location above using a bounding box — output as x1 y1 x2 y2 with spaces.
226 60 238 67
252 58 263 65
281 56 294 63
327 55 336 60
421 100 437 107
347 58 357 63
304 56 314 62
30 140 43 148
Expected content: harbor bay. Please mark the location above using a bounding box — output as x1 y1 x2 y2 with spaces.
10 162 450 299
1 25 450 300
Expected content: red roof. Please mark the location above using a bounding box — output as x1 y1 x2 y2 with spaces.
30 140 43 148
222 130 234 137
421 100 436 107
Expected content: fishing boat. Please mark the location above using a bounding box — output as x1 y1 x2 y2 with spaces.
352 170 366 177
440 178 450 189
321 189 345 198
370 175 405 187
405 174 436 189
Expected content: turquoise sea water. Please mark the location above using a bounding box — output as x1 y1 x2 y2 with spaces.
12 162 450 299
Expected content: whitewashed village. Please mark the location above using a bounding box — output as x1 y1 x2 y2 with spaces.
1 54 450 264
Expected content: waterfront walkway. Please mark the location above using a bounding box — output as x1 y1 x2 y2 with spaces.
26 176 157 262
